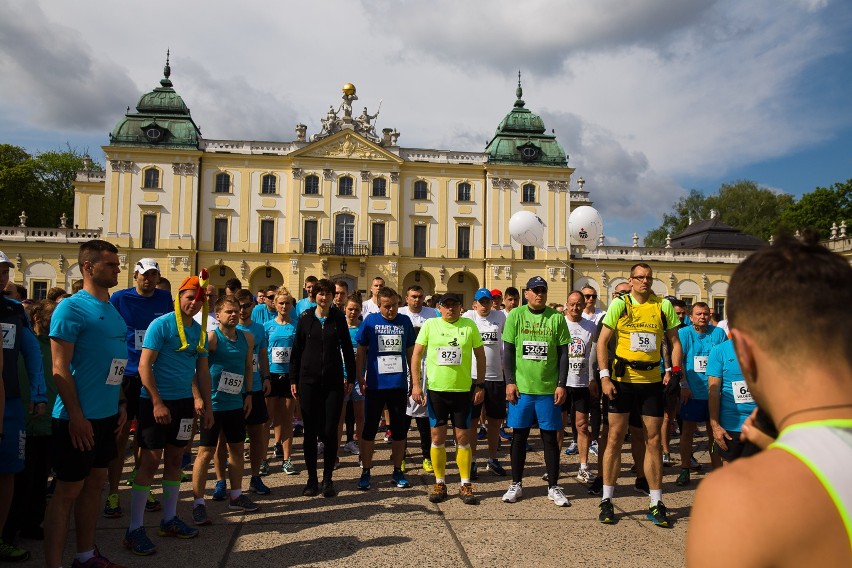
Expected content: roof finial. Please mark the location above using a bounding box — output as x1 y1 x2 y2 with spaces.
164 49 171 79
515 70 525 108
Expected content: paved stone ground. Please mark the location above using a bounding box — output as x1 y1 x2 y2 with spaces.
23 429 709 567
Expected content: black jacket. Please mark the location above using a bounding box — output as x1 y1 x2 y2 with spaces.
290 306 356 389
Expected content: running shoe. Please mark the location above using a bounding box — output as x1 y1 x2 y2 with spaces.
587 476 603 495
0 539 30 562
599 498 616 524
293 423 304 436
477 426 487 440
158 516 199 539
662 452 673 467
422 458 434 473
317 441 324 455
343 440 360 455
541 472 550 482
690 456 703 471
470 461 478 480
647 500 671 527
357 470 372 491
302 481 319 497
676 468 691 487
459 483 478 505
259 460 270 476
428 482 448 503
123 526 156 556
249 475 271 495
391 469 411 488
192 504 211 526
71 546 126 567
589 440 599 457
103 493 122 518
124 468 137 487
576 468 594 484
229 493 260 512
485 458 506 476
564 441 578 455
129 419 137 434
384 431 391 443
333 458 341 470
145 493 161 512
212 480 227 501
634 477 650 496
547 486 570 507
321 480 337 498
502 481 523 503
273 442 284 459
499 427 513 441
282 458 298 475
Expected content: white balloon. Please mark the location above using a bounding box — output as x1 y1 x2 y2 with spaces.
568 206 603 250
509 211 546 247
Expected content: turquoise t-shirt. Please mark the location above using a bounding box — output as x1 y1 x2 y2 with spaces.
50 290 128 420
238 321 267 393
706 341 756 432
678 324 728 399
142 313 208 401
209 328 250 412
264 319 295 374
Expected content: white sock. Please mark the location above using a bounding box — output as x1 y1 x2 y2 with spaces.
193 498 205 507
579 463 588 471
75 550 95 563
650 489 663 505
602 485 615 500
230 489 241 500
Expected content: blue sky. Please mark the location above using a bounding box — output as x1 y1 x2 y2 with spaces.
1 0 850 245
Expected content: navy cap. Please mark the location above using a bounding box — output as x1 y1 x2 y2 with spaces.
526 276 548 291
474 288 492 302
438 292 463 305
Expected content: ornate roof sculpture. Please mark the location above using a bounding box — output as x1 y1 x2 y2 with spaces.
310 83 396 145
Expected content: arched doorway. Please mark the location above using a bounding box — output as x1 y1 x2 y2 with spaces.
401 270 436 296
446 271 479 310
329 273 357 296
207 264 237 293
249 267 284 294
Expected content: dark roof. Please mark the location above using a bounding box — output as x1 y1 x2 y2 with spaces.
671 217 765 250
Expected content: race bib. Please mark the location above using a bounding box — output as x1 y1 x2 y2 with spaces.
378 355 403 374
252 355 259 372
569 358 585 373
480 331 498 345
217 371 244 394
378 334 403 353
134 329 146 351
693 356 708 374
176 418 193 441
436 346 462 366
271 346 291 364
731 380 754 404
522 341 548 361
630 332 656 353
1 323 16 349
106 358 127 385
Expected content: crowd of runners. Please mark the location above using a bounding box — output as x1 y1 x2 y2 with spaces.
0 234 850 567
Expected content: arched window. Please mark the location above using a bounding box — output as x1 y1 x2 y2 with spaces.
522 183 536 203
338 176 353 196
261 174 276 194
457 182 471 202
372 177 387 197
215 173 231 193
304 174 320 195
413 180 428 200
143 168 160 189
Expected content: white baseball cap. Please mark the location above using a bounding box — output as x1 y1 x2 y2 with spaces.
0 250 13 268
134 258 160 274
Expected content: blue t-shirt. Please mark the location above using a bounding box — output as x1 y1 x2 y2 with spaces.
251 304 280 326
345 324 361 380
110 287 174 376
238 321 267 393
295 297 317 317
209 328 250 412
706 341 756 432
264 319 296 374
678 324 728 400
356 313 416 390
50 290 127 420
142 313 208 401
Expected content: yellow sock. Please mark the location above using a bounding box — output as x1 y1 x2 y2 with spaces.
456 444 472 483
430 445 447 482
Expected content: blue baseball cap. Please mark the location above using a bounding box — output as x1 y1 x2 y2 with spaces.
526 276 548 290
474 288 493 302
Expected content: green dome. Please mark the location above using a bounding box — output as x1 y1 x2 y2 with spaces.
485 77 567 167
109 54 200 149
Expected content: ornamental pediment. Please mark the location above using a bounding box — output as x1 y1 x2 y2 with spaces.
293 131 402 163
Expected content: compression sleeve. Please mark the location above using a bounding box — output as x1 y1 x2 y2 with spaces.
556 344 569 388
503 342 516 385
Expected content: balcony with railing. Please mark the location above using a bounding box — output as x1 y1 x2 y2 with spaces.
317 243 370 256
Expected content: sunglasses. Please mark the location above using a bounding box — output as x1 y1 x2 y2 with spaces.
265 295 275 300
239 303 253 309
584 294 597 299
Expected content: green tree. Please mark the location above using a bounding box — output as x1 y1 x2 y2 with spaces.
0 144 99 228
644 189 711 247
779 179 852 239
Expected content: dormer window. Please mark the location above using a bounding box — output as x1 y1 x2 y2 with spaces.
518 142 540 162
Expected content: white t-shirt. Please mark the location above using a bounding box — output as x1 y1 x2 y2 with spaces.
565 317 597 387
361 298 380 317
193 311 219 332
462 309 506 382
717 319 730 337
399 305 439 418
581 308 605 325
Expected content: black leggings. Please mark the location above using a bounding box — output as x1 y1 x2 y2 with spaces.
510 428 560 486
298 383 344 483
407 416 431 460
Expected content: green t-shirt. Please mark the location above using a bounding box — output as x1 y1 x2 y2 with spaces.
502 305 571 395
416 317 483 392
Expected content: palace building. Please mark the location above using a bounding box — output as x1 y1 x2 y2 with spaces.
4 56 849 314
